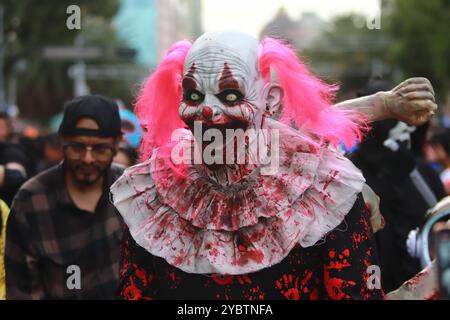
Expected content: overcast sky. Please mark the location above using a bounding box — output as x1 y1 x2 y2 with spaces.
202 0 381 37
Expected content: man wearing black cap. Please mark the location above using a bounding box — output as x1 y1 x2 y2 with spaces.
5 95 125 299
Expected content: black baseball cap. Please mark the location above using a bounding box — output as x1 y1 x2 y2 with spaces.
58 95 122 138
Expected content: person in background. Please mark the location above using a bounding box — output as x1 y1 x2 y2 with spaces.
111 108 141 168
35 133 64 173
349 77 446 292
425 129 450 194
0 141 28 206
17 135 43 178
0 112 28 205
118 108 142 151
5 95 124 299
113 141 138 168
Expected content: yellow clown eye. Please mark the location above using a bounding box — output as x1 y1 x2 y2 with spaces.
190 92 201 101
225 93 238 102
185 90 204 104
216 90 244 106
217 90 243 105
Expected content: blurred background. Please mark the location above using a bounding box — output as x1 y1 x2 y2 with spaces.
0 0 448 154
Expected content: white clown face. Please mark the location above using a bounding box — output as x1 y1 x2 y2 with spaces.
179 32 268 136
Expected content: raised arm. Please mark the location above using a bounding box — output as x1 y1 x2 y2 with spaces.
333 77 437 126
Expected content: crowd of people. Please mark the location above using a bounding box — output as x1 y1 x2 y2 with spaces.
0 31 449 300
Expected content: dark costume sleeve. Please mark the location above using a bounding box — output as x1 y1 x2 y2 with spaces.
118 226 160 300
322 194 384 300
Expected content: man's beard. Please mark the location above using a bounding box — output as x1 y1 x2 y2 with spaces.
68 162 110 186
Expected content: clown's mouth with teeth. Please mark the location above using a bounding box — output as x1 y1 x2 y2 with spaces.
182 120 279 175
184 119 252 166
186 120 249 143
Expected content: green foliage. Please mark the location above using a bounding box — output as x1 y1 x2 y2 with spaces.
387 0 450 102
302 1 449 102
303 14 390 99
2 0 138 125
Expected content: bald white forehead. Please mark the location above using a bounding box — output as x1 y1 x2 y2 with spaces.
184 31 261 85
185 31 260 69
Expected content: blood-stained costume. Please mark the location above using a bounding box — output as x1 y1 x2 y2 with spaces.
110 31 436 300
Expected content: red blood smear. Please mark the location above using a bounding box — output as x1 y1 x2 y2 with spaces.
351 233 363 249
135 268 148 286
300 271 313 292
173 254 184 266
124 277 142 300
322 170 339 191
310 288 319 300
283 288 300 300
212 275 234 286
249 229 266 242
246 250 264 263
218 62 240 91
326 261 351 271
326 277 349 300
241 275 252 284
328 249 336 258
236 250 265 266
230 196 241 230
210 247 219 257
425 290 439 300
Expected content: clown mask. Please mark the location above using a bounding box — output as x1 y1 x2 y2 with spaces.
178 32 283 164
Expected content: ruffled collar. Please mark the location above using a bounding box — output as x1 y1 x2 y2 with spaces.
111 120 365 275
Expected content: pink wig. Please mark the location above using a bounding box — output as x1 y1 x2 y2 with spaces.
135 40 192 160
259 37 367 148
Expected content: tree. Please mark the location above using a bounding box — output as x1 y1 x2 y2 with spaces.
386 0 450 102
303 14 390 100
1 0 138 124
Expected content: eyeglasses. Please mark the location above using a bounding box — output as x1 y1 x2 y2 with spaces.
63 142 116 161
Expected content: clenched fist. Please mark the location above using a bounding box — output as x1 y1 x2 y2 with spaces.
378 77 437 126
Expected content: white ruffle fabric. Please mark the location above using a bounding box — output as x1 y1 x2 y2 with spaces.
110 120 365 275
